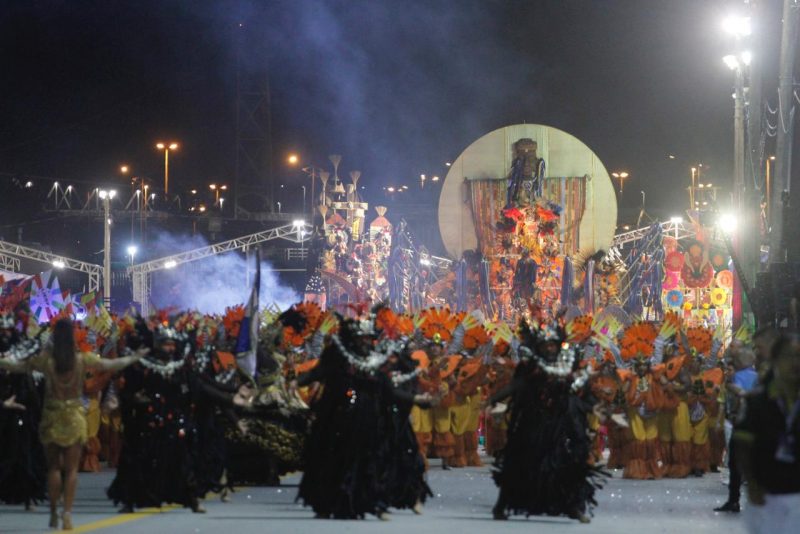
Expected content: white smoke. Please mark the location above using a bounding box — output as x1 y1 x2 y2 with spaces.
146 231 298 314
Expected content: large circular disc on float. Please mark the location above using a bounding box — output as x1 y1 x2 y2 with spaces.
438 124 617 258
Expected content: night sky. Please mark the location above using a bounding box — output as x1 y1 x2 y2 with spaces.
0 0 786 243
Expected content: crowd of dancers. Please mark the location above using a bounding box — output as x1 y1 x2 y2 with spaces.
0 300 795 531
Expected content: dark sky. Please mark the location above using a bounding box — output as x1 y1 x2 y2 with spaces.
0 0 784 230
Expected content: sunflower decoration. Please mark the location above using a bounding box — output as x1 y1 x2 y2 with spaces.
681 326 713 356
223 305 245 340
565 314 594 344
619 321 658 360
420 307 459 343
463 322 490 350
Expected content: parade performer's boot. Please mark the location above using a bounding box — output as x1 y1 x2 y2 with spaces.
691 441 710 476
465 431 483 467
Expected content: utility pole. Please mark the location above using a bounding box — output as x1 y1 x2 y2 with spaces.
770 0 799 264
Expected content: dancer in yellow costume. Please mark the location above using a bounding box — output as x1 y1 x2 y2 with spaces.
0 319 145 531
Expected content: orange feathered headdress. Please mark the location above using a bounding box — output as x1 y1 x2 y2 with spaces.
619 321 658 360
566 314 593 344
682 326 713 357
420 307 459 343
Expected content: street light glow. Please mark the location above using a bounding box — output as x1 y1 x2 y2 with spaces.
718 213 737 234
169 143 178 150
723 54 739 71
287 154 299 165
120 165 129 174
722 15 752 38
156 143 165 150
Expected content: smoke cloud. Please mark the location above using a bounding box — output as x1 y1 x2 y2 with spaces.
146 231 298 314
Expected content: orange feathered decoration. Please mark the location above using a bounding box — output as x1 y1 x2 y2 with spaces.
395 314 415 337
213 351 237 373
566 314 593 344
375 307 401 339
410 350 430 370
463 324 490 350
420 307 458 342
683 326 713 356
619 321 658 360
223 306 245 340
295 358 320 375
294 301 323 335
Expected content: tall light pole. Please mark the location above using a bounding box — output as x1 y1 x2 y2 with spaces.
723 52 750 212
98 189 116 305
156 142 179 197
209 183 227 207
611 171 630 193
771 0 799 265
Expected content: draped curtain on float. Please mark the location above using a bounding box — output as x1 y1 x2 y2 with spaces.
469 178 587 257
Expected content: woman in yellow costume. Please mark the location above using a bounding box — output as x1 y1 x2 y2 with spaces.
0 319 146 530
673 325 725 477
598 320 677 480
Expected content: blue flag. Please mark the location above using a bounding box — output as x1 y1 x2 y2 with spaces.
235 250 261 378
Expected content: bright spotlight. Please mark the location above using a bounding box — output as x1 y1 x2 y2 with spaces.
718 213 737 234
98 190 108 199
52 260 65 269
127 245 138 257
723 55 739 71
741 51 752 66
164 260 177 269
109 190 117 199
670 216 683 224
292 219 306 227
722 15 752 38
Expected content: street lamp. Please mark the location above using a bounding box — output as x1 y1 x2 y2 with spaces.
98 189 116 305
209 183 227 206
156 142 179 197
287 154 299 165
611 171 630 193
126 245 138 265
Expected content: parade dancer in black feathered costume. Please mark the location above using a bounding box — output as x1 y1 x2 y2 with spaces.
490 321 604 523
296 311 434 520
383 345 433 514
0 315 46 509
108 321 206 513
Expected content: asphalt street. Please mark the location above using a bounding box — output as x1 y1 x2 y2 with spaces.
0 463 750 533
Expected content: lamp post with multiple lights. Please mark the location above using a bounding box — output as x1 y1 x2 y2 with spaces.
156 142 178 197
